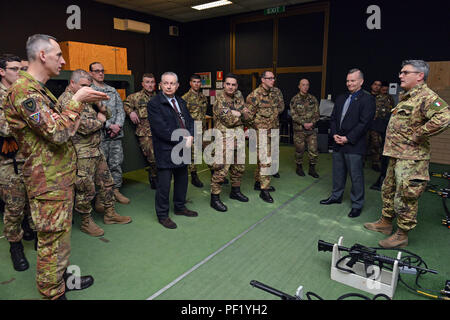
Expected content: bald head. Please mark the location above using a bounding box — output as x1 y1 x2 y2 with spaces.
298 78 310 95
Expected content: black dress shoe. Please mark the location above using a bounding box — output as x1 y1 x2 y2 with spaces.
175 208 198 217
348 208 362 218
158 217 177 229
254 181 275 192
10 242 29 272
319 197 342 205
210 194 227 212
273 172 280 178
63 270 94 291
259 190 274 203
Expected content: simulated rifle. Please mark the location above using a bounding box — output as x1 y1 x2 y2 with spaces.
250 280 301 300
318 240 438 277
427 172 450 228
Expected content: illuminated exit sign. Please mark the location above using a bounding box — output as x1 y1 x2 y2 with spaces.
264 6 285 15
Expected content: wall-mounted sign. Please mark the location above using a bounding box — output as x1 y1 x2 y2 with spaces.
217 71 223 81
264 6 285 15
195 72 212 88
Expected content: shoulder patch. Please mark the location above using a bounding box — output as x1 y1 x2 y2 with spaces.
22 98 36 112
29 112 41 123
431 98 448 111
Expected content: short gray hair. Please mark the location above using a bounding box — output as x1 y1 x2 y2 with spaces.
161 71 178 83
71 69 92 83
348 68 364 79
401 60 429 81
26 34 57 61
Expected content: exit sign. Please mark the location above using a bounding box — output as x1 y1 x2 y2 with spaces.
264 6 285 15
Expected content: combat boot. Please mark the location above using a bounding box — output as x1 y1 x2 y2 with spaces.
229 186 249 202
296 164 305 176
94 196 105 213
254 181 275 192
104 207 132 225
80 213 104 237
191 172 204 188
211 194 227 212
63 269 94 291
379 228 408 248
259 190 274 203
114 188 130 204
308 164 319 178
10 241 29 272
363 216 393 235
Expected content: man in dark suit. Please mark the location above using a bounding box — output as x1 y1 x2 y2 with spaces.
320 69 375 218
148 72 198 229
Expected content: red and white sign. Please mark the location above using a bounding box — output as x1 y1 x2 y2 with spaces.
216 71 223 81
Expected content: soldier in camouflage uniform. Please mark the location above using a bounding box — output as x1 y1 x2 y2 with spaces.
0 53 35 272
364 60 450 248
182 74 208 188
124 73 158 189
89 62 130 205
244 71 281 203
4 35 106 299
290 78 320 178
368 87 395 171
59 70 132 237
270 86 284 178
210 74 249 212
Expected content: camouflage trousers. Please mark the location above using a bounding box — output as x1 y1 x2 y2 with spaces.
189 139 210 174
75 154 115 213
254 130 272 190
0 171 34 242
30 187 74 300
211 139 245 194
368 130 383 166
100 139 123 189
138 136 157 178
381 158 429 231
293 130 318 165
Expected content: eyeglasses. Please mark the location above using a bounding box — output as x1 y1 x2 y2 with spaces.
398 70 420 76
162 82 178 86
91 69 105 74
6 67 20 72
264 77 276 80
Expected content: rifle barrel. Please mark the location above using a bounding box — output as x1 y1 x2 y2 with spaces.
250 280 298 300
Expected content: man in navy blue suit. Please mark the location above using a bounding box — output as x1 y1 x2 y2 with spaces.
148 72 198 229
320 69 375 218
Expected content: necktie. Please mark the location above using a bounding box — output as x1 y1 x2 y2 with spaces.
171 98 185 128
340 94 352 125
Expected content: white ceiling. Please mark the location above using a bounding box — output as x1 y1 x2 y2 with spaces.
94 0 316 23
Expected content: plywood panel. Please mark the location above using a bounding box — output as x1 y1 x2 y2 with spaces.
430 86 450 164
59 41 130 75
427 61 450 91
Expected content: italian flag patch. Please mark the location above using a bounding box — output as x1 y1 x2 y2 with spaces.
435 101 441 107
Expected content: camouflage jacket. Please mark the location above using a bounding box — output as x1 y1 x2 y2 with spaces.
384 83 450 160
245 85 284 130
374 94 394 120
0 82 25 183
271 87 285 128
59 87 107 158
123 89 155 137
91 82 125 140
4 71 83 198
213 90 246 133
290 92 319 131
182 89 208 128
